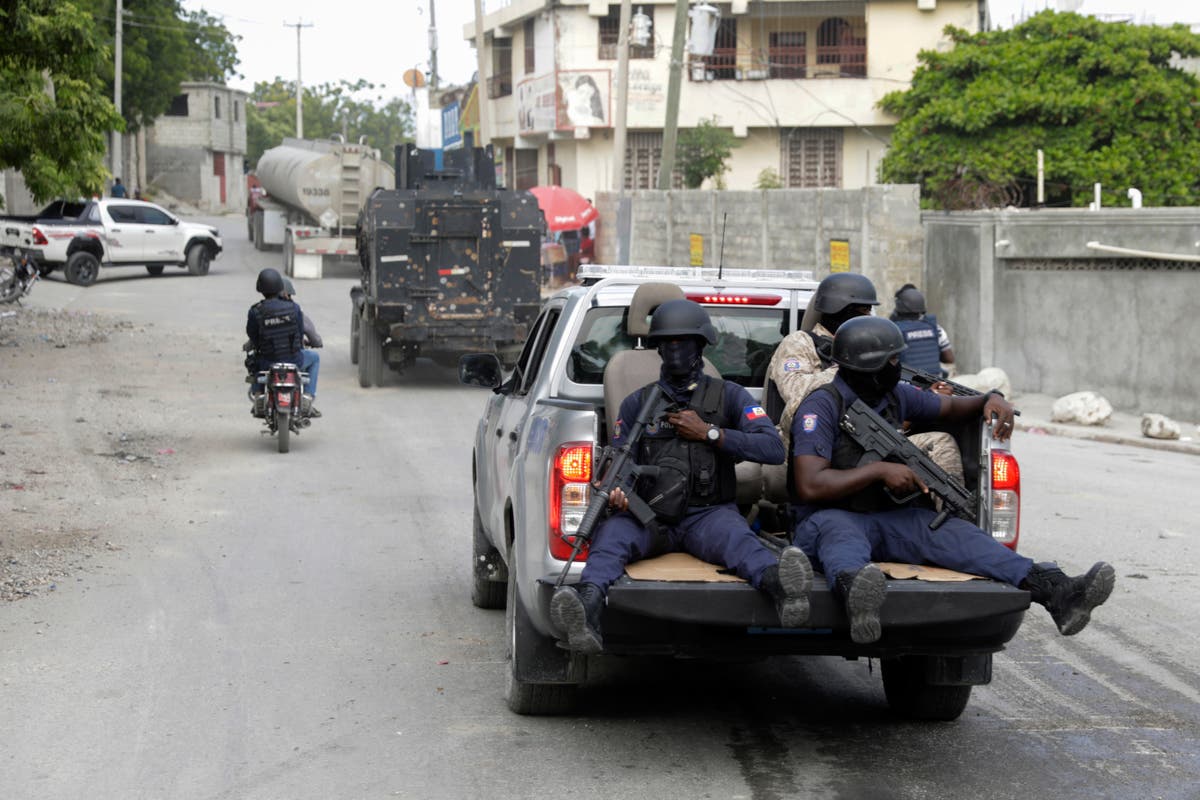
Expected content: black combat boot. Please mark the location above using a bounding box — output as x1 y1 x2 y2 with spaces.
1020 562 1115 636
759 546 813 628
835 564 887 644
550 582 605 655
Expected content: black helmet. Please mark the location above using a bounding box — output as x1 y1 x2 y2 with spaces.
832 316 906 372
812 273 879 314
894 284 926 316
647 299 717 345
282 277 296 297
256 268 284 295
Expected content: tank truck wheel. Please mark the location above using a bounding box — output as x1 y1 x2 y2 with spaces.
283 231 294 276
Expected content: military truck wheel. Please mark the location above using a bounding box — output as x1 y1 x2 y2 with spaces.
65 251 100 286
358 308 384 388
471 501 507 609
350 305 360 365
881 655 973 721
504 554 580 715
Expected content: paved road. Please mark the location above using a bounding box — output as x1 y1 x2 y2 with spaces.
3 218 1198 799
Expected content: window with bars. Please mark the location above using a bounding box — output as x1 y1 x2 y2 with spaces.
624 132 682 190
815 18 866 77
524 19 536 73
598 5 655 60
515 149 539 191
782 129 842 188
489 39 513 98
768 31 806 78
697 17 738 80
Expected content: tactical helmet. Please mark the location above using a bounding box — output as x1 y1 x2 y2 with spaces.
647 299 717 345
812 273 879 314
894 284 926 316
282 277 296 297
256 267 284 296
832 316 907 372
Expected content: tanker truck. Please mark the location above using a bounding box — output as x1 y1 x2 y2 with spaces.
351 135 543 386
247 136 395 279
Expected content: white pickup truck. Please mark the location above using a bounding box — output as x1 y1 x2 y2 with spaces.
0 198 223 286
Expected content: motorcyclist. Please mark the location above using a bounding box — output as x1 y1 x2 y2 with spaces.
246 267 304 402
280 278 323 417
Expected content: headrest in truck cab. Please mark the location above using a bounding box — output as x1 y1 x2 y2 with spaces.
627 282 685 337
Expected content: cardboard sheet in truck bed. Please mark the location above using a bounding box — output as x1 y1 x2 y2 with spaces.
624 553 982 583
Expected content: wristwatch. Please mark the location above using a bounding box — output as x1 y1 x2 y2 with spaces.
706 424 721 443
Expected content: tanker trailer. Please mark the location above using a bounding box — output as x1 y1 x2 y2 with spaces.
248 136 395 279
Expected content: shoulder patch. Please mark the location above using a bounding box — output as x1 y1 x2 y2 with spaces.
782 359 804 373
802 413 818 433
743 405 767 421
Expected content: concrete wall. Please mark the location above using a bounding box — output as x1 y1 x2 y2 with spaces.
594 184 924 300
924 209 1200 418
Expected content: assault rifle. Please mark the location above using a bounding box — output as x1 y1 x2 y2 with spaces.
900 365 980 397
555 383 669 587
839 398 977 530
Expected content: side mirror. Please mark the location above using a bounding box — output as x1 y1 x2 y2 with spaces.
459 353 503 389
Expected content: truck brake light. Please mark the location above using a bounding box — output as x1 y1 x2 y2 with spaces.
550 443 593 561
991 450 1020 550
686 292 781 306
31 227 48 246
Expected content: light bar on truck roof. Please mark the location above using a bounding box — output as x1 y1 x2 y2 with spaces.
578 264 815 285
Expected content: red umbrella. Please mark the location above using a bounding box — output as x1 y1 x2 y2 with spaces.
528 185 599 232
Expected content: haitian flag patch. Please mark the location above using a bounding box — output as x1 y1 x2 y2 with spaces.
802 413 818 433
743 405 767 421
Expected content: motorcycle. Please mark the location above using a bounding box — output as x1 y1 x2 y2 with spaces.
0 249 39 304
244 345 315 453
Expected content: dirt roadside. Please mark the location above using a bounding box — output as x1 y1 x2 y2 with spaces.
0 306 204 601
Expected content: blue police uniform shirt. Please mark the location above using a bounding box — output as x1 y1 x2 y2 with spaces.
613 377 785 467
789 373 942 520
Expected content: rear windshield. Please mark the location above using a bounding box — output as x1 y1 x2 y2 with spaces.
567 305 790 388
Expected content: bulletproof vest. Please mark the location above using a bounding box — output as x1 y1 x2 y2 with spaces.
895 316 941 375
253 298 303 364
636 376 737 520
788 383 927 514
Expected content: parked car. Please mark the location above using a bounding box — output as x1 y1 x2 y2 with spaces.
459 263 1026 719
0 198 223 286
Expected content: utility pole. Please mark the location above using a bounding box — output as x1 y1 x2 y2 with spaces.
473 0 488 147
613 0 633 264
657 0 689 190
429 0 439 92
113 0 123 187
285 20 313 138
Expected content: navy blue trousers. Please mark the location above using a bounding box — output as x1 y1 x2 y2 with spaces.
793 508 1034 589
580 503 776 594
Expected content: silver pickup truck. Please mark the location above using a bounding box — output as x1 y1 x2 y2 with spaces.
459 265 1027 719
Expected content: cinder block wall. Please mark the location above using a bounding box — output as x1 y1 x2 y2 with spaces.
594 185 925 306
925 208 1200 418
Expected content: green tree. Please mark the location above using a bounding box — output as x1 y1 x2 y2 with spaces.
878 11 1200 209
755 167 784 189
245 79 414 168
86 1 240 131
677 117 739 189
0 0 123 205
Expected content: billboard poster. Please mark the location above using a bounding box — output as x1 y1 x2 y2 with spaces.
517 73 557 134
556 69 611 130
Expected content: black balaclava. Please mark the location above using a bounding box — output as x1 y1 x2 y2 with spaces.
823 305 867 334
840 360 902 406
657 338 705 390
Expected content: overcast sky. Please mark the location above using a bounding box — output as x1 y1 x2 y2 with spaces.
182 0 1199 100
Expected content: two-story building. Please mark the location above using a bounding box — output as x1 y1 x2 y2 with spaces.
145 81 249 213
467 0 984 199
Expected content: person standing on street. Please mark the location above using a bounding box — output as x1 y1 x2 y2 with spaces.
110 178 127 198
551 299 813 654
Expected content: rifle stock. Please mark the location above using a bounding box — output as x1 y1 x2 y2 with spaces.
839 399 977 530
555 384 668 586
